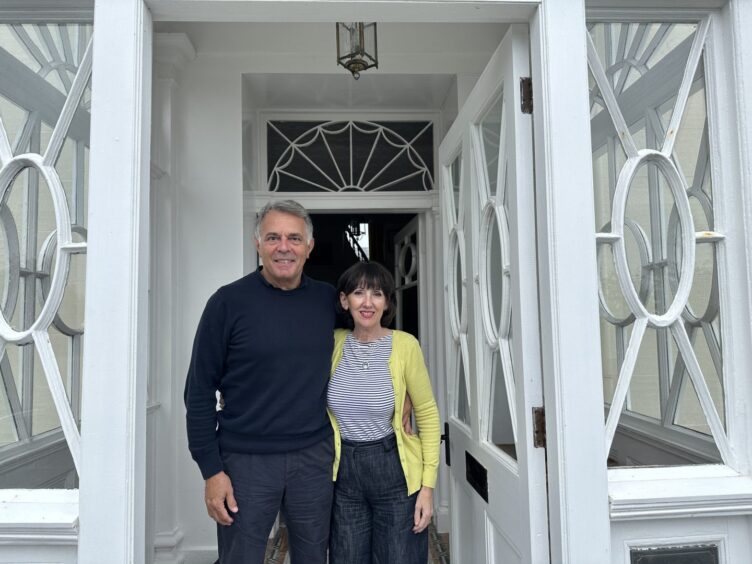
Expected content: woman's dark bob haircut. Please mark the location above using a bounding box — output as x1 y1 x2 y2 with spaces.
336 261 397 328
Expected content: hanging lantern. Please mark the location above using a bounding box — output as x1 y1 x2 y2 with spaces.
336 22 378 80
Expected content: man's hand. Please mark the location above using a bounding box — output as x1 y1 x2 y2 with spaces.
402 392 414 435
205 471 238 525
413 486 434 533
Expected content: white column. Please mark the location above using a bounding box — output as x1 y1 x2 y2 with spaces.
531 1 611 562
78 1 152 562
728 0 752 474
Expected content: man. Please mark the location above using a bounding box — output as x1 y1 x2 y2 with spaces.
185 200 336 563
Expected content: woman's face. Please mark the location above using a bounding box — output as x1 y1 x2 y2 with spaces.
340 285 388 331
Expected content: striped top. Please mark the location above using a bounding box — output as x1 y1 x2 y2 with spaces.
327 333 395 441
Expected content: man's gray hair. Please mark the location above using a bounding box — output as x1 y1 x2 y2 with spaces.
255 199 314 242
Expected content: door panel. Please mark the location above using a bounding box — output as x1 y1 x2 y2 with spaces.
393 216 419 335
440 24 548 563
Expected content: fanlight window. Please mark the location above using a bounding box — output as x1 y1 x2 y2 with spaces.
588 19 727 466
0 23 91 487
267 120 434 192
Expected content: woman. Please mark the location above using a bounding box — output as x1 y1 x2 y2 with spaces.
327 261 440 564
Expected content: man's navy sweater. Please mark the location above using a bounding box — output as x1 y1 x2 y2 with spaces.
185 270 336 479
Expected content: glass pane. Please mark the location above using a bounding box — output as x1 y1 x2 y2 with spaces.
588 23 697 152
266 121 434 192
31 343 61 436
451 154 462 224
674 372 707 434
488 349 516 460
487 210 503 333
671 324 724 434
624 161 681 316
480 95 502 198
456 351 470 425
0 22 91 487
452 237 463 329
590 20 725 466
0 95 29 156
0 358 19 446
625 327 662 420
599 319 620 410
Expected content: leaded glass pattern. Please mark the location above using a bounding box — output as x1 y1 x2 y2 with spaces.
0 23 91 485
443 153 470 425
473 94 517 460
588 19 728 465
267 121 433 192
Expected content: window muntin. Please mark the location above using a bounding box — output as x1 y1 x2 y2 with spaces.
588 19 727 466
443 152 471 426
0 22 91 487
474 94 517 461
267 120 434 192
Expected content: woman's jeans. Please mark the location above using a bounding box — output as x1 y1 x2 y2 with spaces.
329 433 428 564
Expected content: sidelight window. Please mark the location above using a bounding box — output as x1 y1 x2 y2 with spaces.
588 19 727 466
0 22 91 487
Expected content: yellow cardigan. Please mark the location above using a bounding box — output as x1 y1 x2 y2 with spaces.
328 328 441 495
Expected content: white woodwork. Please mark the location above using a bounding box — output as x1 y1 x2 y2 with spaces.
0 1 741 563
393 216 420 330
440 24 549 564
266 120 434 193
146 1 537 23
531 1 613 561
78 0 152 562
722 0 752 477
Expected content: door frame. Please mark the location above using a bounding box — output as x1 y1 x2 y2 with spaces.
244 191 452 531
81 0 614 561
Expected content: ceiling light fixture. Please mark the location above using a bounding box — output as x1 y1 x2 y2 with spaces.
336 22 378 80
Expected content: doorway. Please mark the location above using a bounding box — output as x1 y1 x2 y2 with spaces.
308 212 418 332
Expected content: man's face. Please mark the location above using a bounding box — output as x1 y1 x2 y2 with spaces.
255 210 314 290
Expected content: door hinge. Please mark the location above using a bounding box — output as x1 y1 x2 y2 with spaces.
441 422 451 466
533 406 546 448
520 77 533 114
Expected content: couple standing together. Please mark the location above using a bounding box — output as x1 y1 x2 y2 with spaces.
184 200 441 564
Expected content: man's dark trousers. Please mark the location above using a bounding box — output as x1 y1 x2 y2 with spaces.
216 436 334 564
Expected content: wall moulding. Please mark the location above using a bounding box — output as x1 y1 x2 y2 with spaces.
0 490 78 545
609 474 752 520
146 0 538 23
154 33 196 81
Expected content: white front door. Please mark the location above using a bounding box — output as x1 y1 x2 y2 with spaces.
439 25 548 564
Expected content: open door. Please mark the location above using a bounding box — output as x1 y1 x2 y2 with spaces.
439 25 549 563
393 215 419 335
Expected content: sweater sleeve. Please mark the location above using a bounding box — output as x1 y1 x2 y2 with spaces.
184 292 229 479
403 335 441 489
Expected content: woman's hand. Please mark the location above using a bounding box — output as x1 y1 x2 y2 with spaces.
413 486 434 533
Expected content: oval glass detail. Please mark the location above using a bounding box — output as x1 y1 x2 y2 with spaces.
398 241 417 281
589 19 728 467
0 156 73 342
0 22 92 483
612 151 694 327
479 203 510 344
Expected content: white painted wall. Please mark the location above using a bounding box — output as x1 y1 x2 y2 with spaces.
151 21 505 561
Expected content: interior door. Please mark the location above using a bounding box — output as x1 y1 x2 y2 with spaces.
439 25 549 564
393 216 420 336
